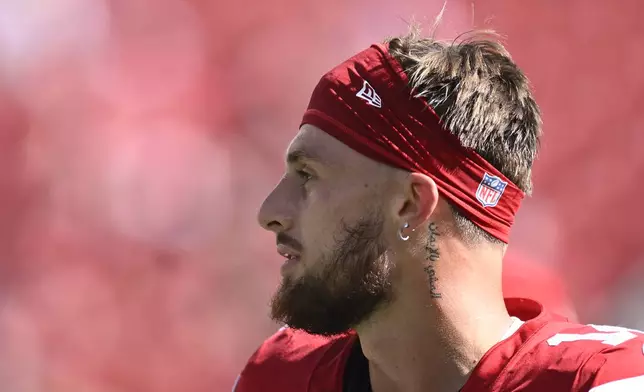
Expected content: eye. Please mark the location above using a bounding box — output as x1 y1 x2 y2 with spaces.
296 169 313 183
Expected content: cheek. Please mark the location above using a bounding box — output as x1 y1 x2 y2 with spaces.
300 187 336 253
299 184 371 250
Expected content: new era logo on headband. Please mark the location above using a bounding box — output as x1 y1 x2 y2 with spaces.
476 173 508 208
356 80 382 108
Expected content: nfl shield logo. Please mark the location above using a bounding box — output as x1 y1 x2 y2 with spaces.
476 173 508 208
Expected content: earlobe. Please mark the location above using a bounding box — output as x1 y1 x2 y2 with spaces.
397 172 439 230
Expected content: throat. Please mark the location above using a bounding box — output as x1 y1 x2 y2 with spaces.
345 304 516 392
342 338 372 392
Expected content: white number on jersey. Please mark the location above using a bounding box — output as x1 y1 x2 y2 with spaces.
547 324 644 347
589 375 644 391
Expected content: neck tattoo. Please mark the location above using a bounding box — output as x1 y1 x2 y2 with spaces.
423 222 442 298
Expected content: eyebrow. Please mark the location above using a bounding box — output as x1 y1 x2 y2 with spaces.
286 149 325 166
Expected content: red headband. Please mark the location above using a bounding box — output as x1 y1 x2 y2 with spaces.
301 43 524 243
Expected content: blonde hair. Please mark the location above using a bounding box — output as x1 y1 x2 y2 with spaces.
386 25 542 243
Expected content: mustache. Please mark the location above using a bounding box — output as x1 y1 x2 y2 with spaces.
276 232 303 252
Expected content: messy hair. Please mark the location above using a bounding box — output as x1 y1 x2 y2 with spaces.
386 25 542 245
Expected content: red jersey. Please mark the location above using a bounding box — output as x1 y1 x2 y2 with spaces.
233 298 644 391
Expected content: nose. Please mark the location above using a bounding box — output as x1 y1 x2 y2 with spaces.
257 185 295 233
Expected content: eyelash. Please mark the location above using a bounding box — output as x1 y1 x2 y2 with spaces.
296 169 313 183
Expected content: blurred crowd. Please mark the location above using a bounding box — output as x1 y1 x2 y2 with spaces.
0 0 642 391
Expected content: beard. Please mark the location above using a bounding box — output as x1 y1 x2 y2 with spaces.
270 212 394 336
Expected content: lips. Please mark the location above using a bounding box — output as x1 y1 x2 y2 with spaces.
277 244 301 261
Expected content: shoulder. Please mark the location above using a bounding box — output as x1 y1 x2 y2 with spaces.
571 324 644 391
233 326 355 392
502 321 644 391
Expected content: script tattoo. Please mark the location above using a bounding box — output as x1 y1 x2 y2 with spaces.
423 222 441 298
426 222 440 262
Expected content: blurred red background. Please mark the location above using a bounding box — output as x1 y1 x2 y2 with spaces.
0 0 642 390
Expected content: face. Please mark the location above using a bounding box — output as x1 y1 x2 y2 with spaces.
257 125 399 336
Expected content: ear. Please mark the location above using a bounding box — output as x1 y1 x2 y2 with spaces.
396 172 439 230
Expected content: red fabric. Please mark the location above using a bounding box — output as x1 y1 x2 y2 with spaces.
583 344 644 390
233 328 354 392
301 43 524 243
234 298 644 391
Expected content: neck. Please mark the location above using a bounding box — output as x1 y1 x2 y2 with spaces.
355 241 511 392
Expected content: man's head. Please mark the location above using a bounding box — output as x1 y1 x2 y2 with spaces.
257 27 542 335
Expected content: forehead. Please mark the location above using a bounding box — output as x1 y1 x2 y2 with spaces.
286 124 374 170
